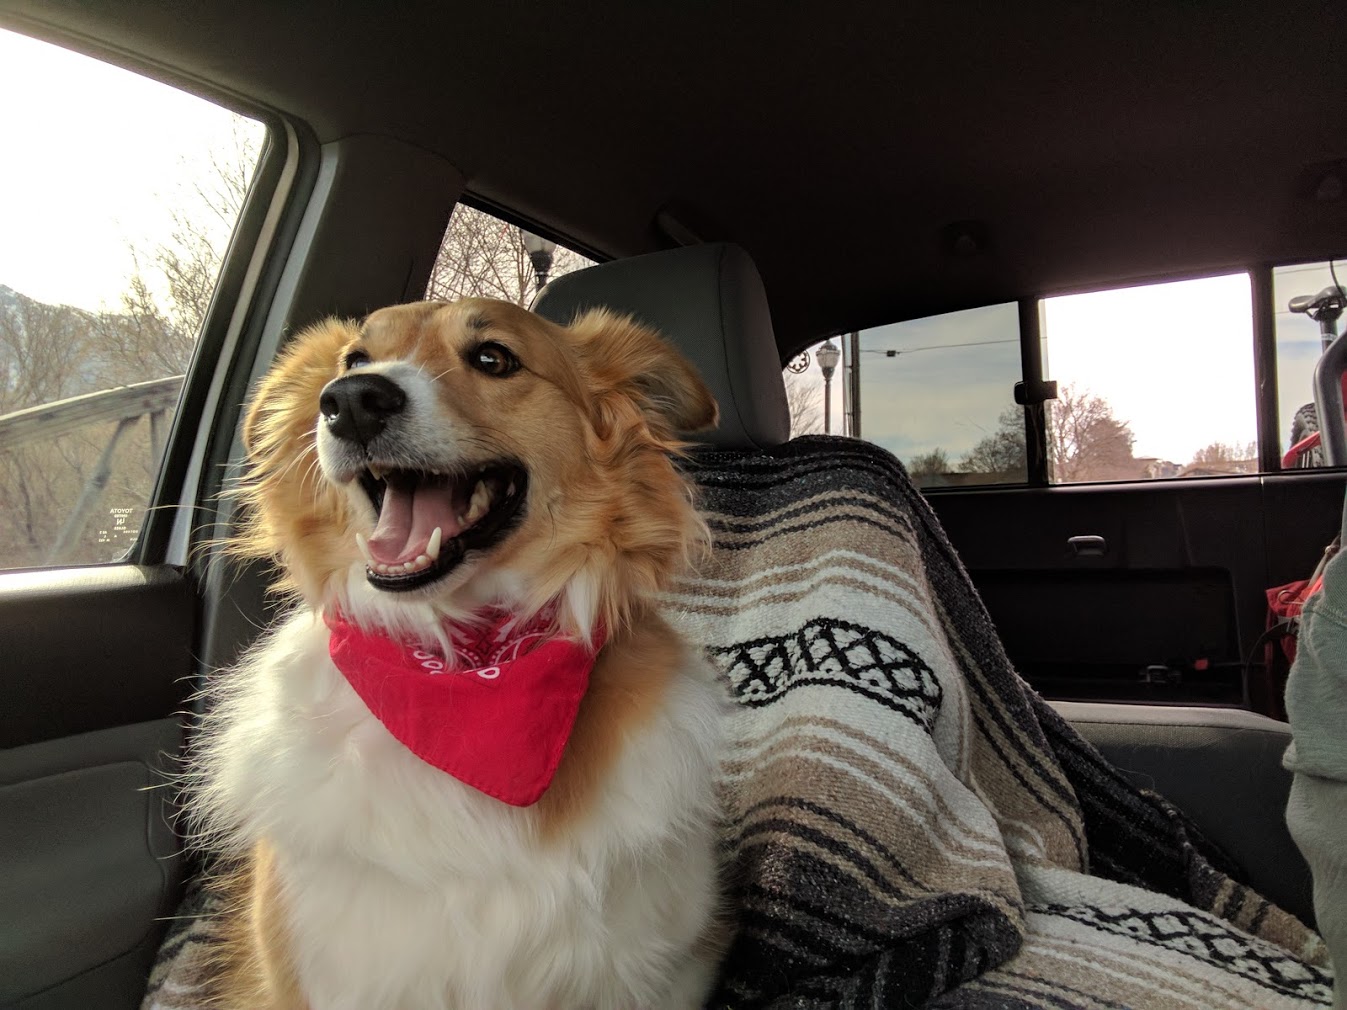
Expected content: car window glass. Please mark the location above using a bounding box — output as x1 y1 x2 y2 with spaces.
0 29 264 571
1273 260 1347 469
426 204 595 305
785 304 1026 488
1040 273 1256 482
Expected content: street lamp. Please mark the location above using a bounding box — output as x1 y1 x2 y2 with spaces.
521 231 557 292
816 339 841 434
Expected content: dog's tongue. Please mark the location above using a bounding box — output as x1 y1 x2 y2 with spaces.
367 479 464 565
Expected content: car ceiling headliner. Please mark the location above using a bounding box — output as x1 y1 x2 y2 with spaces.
3 0 1345 353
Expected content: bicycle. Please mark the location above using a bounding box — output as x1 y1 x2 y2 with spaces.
1284 281 1347 468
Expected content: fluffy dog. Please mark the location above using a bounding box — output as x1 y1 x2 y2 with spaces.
190 298 727 1009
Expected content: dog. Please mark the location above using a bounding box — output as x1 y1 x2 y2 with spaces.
190 298 728 1009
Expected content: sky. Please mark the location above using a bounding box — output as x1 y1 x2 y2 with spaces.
1042 273 1255 462
3 27 1343 474
852 303 1021 464
0 28 262 312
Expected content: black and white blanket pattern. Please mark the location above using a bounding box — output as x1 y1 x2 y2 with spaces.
144 437 1333 1009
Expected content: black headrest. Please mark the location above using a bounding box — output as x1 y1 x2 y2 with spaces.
534 243 789 450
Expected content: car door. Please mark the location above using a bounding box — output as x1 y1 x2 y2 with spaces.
0 27 287 1007
0 18 465 1007
784 267 1346 714
927 267 1347 716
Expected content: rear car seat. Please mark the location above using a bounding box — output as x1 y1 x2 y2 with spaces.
534 242 1316 928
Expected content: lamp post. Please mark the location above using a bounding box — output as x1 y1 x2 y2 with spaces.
816 339 841 434
521 231 557 292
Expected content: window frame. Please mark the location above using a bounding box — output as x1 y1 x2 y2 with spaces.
0 17 297 573
792 259 1347 494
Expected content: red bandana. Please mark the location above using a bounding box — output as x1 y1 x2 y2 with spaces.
325 607 601 806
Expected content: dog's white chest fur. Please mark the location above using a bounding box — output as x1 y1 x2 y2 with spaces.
199 612 724 1010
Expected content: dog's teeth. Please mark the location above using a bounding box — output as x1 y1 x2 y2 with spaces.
466 480 490 523
415 554 430 568
355 533 374 566
373 563 388 574
427 526 442 561
368 465 386 481
402 561 416 573
507 481 517 498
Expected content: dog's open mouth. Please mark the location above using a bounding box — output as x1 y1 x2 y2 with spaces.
353 462 528 591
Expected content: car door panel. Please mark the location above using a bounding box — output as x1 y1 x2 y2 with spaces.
931 479 1269 705
0 567 194 749
0 563 191 1009
1 718 182 1008
1263 472 1347 588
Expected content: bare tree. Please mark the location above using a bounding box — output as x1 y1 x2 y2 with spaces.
952 391 1139 483
785 372 825 436
908 448 951 480
0 121 263 569
0 293 97 413
1047 385 1138 482
0 289 104 565
958 408 1027 478
1190 441 1257 469
426 205 592 306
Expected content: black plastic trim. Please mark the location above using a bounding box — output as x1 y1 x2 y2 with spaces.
0 566 194 748
1251 264 1282 474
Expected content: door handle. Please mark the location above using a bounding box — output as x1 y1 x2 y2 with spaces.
1068 535 1107 557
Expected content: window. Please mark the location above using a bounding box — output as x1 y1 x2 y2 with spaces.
786 275 1270 488
784 304 1025 488
1273 259 1346 469
426 203 595 305
0 30 264 571
1040 274 1257 482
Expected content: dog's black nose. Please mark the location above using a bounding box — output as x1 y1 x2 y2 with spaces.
319 373 407 445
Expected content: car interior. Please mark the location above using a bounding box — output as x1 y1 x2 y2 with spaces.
0 2 1343 1006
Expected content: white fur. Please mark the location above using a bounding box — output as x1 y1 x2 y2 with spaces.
193 608 726 1010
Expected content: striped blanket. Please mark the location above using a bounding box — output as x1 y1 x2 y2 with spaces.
145 436 1332 1009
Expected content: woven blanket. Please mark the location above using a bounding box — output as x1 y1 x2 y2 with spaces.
144 437 1333 1009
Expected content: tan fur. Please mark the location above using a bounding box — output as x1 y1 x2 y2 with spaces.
232 319 358 602
208 844 307 1010
211 297 724 1007
536 610 687 838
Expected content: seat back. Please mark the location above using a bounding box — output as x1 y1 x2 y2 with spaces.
534 243 789 450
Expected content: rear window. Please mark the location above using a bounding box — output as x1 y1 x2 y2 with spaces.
789 273 1278 488
787 304 1026 488
1040 274 1257 482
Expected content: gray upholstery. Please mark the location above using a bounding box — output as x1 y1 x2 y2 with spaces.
536 248 1311 928
1053 701 1313 928
534 244 790 450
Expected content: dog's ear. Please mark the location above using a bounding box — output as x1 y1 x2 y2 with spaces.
565 309 718 437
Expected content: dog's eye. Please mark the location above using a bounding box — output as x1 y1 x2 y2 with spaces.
470 342 521 377
344 349 371 370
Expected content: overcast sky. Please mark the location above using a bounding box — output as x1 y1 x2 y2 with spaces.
0 29 261 312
